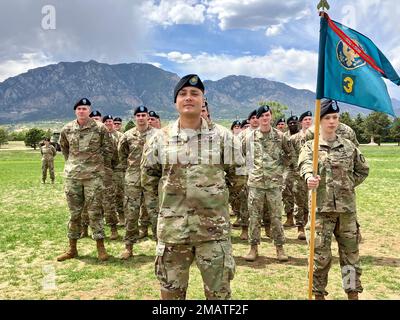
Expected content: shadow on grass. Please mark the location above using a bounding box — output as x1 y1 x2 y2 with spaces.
234 255 308 268
75 254 155 266
361 255 400 267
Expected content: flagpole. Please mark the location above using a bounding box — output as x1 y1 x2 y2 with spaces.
308 99 321 300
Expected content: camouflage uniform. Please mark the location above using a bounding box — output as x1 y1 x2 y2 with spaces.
119 126 157 245
141 118 245 299
282 131 296 219
245 128 291 246
112 130 125 224
298 136 369 297
306 122 360 146
40 144 56 182
60 118 112 240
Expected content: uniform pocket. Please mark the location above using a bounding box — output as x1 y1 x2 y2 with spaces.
221 241 235 281
155 242 168 283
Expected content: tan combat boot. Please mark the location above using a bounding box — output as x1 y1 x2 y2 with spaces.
244 244 258 262
239 227 248 240
297 226 306 240
283 213 295 227
57 239 78 261
265 224 272 238
120 244 133 260
315 294 325 300
96 239 109 261
110 226 119 240
138 226 148 239
348 292 359 300
276 245 289 262
80 225 89 238
51 179 55 184
160 289 186 300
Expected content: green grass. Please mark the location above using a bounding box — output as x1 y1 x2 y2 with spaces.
0 146 399 299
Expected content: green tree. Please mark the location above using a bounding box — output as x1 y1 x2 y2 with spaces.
362 112 391 145
390 118 400 146
9 130 27 141
24 128 46 150
0 127 8 147
339 111 354 128
124 120 135 132
353 113 367 144
259 101 288 122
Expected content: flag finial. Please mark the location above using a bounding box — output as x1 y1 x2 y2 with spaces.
317 0 330 12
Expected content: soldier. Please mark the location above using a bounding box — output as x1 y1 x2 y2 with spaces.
289 111 313 240
141 74 244 300
89 110 102 122
298 99 369 300
243 105 290 262
57 98 112 262
112 117 126 226
231 120 241 136
119 105 157 259
240 119 250 131
40 137 56 184
102 115 120 240
282 115 300 228
275 117 286 132
148 111 161 129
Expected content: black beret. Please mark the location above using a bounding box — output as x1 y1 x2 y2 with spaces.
320 99 339 118
113 117 122 123
44 137 50 142
134 105 148 115
275 118 285 126
287 115 299 124
247 109 257 120
256 105 271 119
102 115 113 122
174 74 205 103
240 119 249 128
89 110 102 118
148 110 158 118
74 97 91 110
230 120 241 130
299 111 313 122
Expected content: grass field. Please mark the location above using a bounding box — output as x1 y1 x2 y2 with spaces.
0 142 399 300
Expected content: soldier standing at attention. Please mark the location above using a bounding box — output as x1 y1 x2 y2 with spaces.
243 105 291 262
275 118 286 132
231 120 242 136
57 98 112 262
141 74 244 300
298 99 369 300
119 105 157 259
40 137 56 184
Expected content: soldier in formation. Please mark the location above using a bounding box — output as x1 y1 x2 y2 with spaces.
40 137 56 184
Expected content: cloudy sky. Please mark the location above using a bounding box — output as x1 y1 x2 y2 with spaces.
1 0 399 98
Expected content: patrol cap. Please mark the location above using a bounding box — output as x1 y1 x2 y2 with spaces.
299 111 312 122
275 118 285 126
102 115 113 122
256 105 271 119
230 120 241 130
113 117 122 123
320 99 339 118
174 74 205 103
89 110 102 118
247 109 257 120
134 105 148 115
74 97 91 110
287 115 299 124
240 119 249 128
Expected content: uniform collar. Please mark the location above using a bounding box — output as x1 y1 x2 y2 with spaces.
319 135 344 149
171 117 211 139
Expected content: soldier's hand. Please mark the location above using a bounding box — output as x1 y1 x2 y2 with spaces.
307 176 320 189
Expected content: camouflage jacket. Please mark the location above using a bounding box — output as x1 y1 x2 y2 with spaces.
298 136 369 213
306 122 359 146
119 126 157 186
60 118 113 180
111 130 125 172
245 127 292 189
289 129 308 172
40 144 56 160
141 118 245 244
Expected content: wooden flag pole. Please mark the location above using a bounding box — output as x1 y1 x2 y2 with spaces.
308 99 321 300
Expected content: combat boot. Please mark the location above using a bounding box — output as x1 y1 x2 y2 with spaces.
265 224 272 238
232 217 241 228
110 226 119 240
120 244 133 260
283 213 295 227
347 292 359 300
297 226 306 240
80 225 89 238
51 179 55 184
138 226 148 239
41 179 46 184
239 227 248 240
57 239 78 261
96 239 109 261
160 289 186 300
276 245 289 262
244 245 258 262
315 294 325 300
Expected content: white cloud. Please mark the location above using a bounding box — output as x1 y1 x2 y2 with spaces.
0 53 54 82
141 0 206 26
266 24 284 37
155 51 194 63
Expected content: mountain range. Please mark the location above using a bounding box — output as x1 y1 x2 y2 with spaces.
0 60 398 124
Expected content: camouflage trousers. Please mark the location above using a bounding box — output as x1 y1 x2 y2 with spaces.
103 168 118 227
64 177 105 240
293 175 309 227
42 159 55 182
113 170 125 221
248 187 285 246
229 188 242 217
155 240 235 300
241 186 271 227
282 169 295 216
306 212 362 296
138 196 150 228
